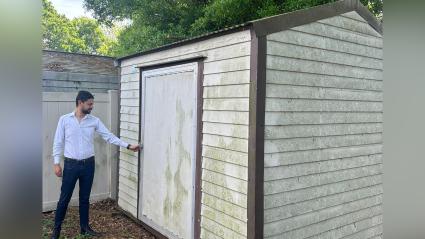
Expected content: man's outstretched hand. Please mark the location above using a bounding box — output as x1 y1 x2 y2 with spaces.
128 144 141 152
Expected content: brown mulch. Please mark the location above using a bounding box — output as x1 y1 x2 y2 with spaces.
42 199 155 239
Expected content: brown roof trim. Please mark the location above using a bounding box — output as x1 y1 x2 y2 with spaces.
136 56 206 70
251 0 382 37
194 60 204 239
115 0 381 66
137 69 142 221
353 0 383 34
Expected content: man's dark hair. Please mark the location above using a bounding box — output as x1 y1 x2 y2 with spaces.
76 90 94 106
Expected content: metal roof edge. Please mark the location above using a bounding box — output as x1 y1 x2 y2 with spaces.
115 23 253 65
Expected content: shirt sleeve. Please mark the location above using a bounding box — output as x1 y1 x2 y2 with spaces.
95 118 129 148
52 116 65 164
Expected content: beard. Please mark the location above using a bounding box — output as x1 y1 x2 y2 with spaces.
82 108 92 114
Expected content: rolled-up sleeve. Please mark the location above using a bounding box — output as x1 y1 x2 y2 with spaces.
52 116 65 164
95 118 129 148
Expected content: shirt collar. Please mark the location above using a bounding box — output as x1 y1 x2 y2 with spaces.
69 110 90 119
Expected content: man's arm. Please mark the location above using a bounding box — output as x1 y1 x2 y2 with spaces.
95 118 129 148
52 116 65 165
52 116 65 177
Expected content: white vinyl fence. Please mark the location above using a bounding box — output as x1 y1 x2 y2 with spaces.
42 90 119 212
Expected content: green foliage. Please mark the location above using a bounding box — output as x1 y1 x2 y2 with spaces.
110 24 169 57
42 0 115 55
84 0 206 56
82 0 383 57
83 0 139 26
360 0 383 19
190 0 283 34
282 0 338 12
42 0 72 51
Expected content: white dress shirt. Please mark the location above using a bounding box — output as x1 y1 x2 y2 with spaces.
52 110 129 164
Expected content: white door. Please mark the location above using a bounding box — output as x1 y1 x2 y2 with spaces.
138 62 198 239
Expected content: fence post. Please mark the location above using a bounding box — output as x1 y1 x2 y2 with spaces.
108 90 119 200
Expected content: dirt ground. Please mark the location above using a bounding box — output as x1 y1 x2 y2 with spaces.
42 199 155 239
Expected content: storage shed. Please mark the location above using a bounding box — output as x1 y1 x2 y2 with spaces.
114 0 383 238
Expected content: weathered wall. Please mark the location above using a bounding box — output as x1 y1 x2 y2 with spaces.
118 30 252 238
42 50 119 93
263 11 383 238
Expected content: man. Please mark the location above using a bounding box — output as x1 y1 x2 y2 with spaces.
50 90 140 239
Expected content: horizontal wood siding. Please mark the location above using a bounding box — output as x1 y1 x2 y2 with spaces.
118 30 252 237
118 69 139 218
263 12 383 239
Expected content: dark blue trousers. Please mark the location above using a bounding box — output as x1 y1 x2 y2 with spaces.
53 156 95 231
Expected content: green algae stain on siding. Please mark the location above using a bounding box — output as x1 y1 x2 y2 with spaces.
128 174 138 183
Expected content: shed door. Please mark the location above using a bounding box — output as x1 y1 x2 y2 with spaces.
139 62 198 239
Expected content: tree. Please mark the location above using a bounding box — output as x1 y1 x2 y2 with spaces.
190 0 283 35
42 0 72 51
42 0 115 55
69 17 111 54
83 0 383 57
84 0 206 56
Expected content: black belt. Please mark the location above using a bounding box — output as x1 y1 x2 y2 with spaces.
64 156 94 164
